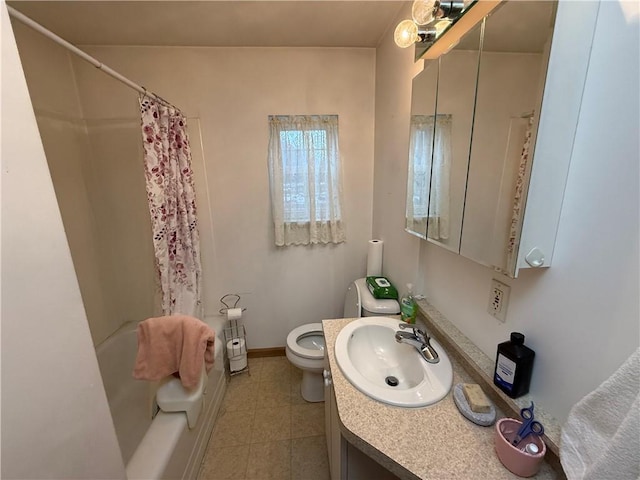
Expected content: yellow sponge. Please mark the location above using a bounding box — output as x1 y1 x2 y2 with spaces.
462 383 491 413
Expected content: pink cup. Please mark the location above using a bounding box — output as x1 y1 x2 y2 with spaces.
495 418 546 477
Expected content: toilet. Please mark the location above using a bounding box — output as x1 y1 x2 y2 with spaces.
286 278 400 402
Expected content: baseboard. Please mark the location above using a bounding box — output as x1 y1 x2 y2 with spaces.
248 347 285 358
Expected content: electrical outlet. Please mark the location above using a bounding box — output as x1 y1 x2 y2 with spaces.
488 279 510 322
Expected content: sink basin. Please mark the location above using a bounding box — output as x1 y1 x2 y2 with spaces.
335 317 453 407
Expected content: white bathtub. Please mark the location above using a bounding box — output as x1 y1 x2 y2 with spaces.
96 318 227 480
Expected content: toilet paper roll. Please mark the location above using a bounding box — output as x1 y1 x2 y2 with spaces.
226 307 243 320
226 337 247 358
366 239 383 277
230 354 248 372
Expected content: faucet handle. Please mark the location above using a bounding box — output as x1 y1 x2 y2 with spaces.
398 322 419 332
398 322 428 341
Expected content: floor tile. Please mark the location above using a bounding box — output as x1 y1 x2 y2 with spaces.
290 377 307 405
291 403 325 438
209 409 255 448
245 357 264 380
291 435 330 480
248 356 265 366
245 440 291 480
256 379 291 408
290 363 303 381
199 355 329 480
251 406 292 443
261 356 292 383
227 368 259 385
289 365 308 404
199 444 249 480
222 379 259 412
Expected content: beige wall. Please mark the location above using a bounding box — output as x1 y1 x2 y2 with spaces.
373 0 639 423
69 45 377 347
372 2 422 290
1 4 125 477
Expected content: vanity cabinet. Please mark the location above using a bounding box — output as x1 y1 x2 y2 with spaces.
324 357 401 480
405 0 600 277
324 358 346 480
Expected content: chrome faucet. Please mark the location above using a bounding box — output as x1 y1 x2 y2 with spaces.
395 323 440 364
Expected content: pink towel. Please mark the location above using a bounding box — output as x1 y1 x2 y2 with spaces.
132 315 215 389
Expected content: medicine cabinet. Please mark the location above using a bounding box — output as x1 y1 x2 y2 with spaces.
405 0 599 277
406 21 482 253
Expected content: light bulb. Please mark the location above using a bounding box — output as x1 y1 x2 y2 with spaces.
412 0 438 25
394 20 419 48
434 19 451 36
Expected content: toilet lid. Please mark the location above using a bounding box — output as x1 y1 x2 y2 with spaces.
287 323 325 360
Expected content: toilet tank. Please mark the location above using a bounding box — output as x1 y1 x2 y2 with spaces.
343 278 400 318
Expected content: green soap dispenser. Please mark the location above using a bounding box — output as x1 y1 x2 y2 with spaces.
400 283 417 324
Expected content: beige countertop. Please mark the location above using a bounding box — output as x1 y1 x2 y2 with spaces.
415 299 562 460
322 317 559 480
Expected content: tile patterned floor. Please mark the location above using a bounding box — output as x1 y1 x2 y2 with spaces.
198 356 330 480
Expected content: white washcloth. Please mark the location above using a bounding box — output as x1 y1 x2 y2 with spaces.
560 347 640 480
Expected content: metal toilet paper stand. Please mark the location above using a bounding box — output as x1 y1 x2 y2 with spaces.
220 294 249 377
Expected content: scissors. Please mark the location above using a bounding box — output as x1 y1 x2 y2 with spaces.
511 402 544 446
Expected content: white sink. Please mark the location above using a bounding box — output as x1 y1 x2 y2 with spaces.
335 317 453 407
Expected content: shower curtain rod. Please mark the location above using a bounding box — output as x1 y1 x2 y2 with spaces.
7 5 176 109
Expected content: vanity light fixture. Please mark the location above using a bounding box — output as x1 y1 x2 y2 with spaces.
412 0 439 25
394 20 438 48
394 19 420 48
420 0 501 59
394 0 467 48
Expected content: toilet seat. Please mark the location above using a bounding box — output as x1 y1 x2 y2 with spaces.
286 323 324 360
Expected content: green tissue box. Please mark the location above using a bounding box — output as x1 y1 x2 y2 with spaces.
366 276 398 300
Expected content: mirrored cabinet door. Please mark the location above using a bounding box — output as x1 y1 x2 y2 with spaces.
460 1 556 274
428 22 482 253
405 59 438 239
405 21 482 249
405 0 597 277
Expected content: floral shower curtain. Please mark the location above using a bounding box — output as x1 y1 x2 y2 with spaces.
139 95 202 317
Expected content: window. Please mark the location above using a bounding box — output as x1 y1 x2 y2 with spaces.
268 115 345 246
408 115 434 219
406 114 451 240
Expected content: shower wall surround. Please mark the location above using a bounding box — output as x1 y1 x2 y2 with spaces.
3 14 126 478
12 21 137 345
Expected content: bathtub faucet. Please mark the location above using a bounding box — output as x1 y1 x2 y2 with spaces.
395 323 439 364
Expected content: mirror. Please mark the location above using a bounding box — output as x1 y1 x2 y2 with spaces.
460 0 556 274
405 60 438 239
405 22 482 247
428 22 482 252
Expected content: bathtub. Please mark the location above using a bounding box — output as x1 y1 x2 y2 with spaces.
96 318 227 480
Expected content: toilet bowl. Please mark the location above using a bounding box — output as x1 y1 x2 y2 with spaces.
286 278 400 403
286 323 325 402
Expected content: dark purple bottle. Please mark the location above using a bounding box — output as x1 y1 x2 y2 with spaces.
494 332 535 398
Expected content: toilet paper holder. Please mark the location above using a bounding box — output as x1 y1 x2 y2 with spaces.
218 293 247 316
221 293 249 376
224 322 248 376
